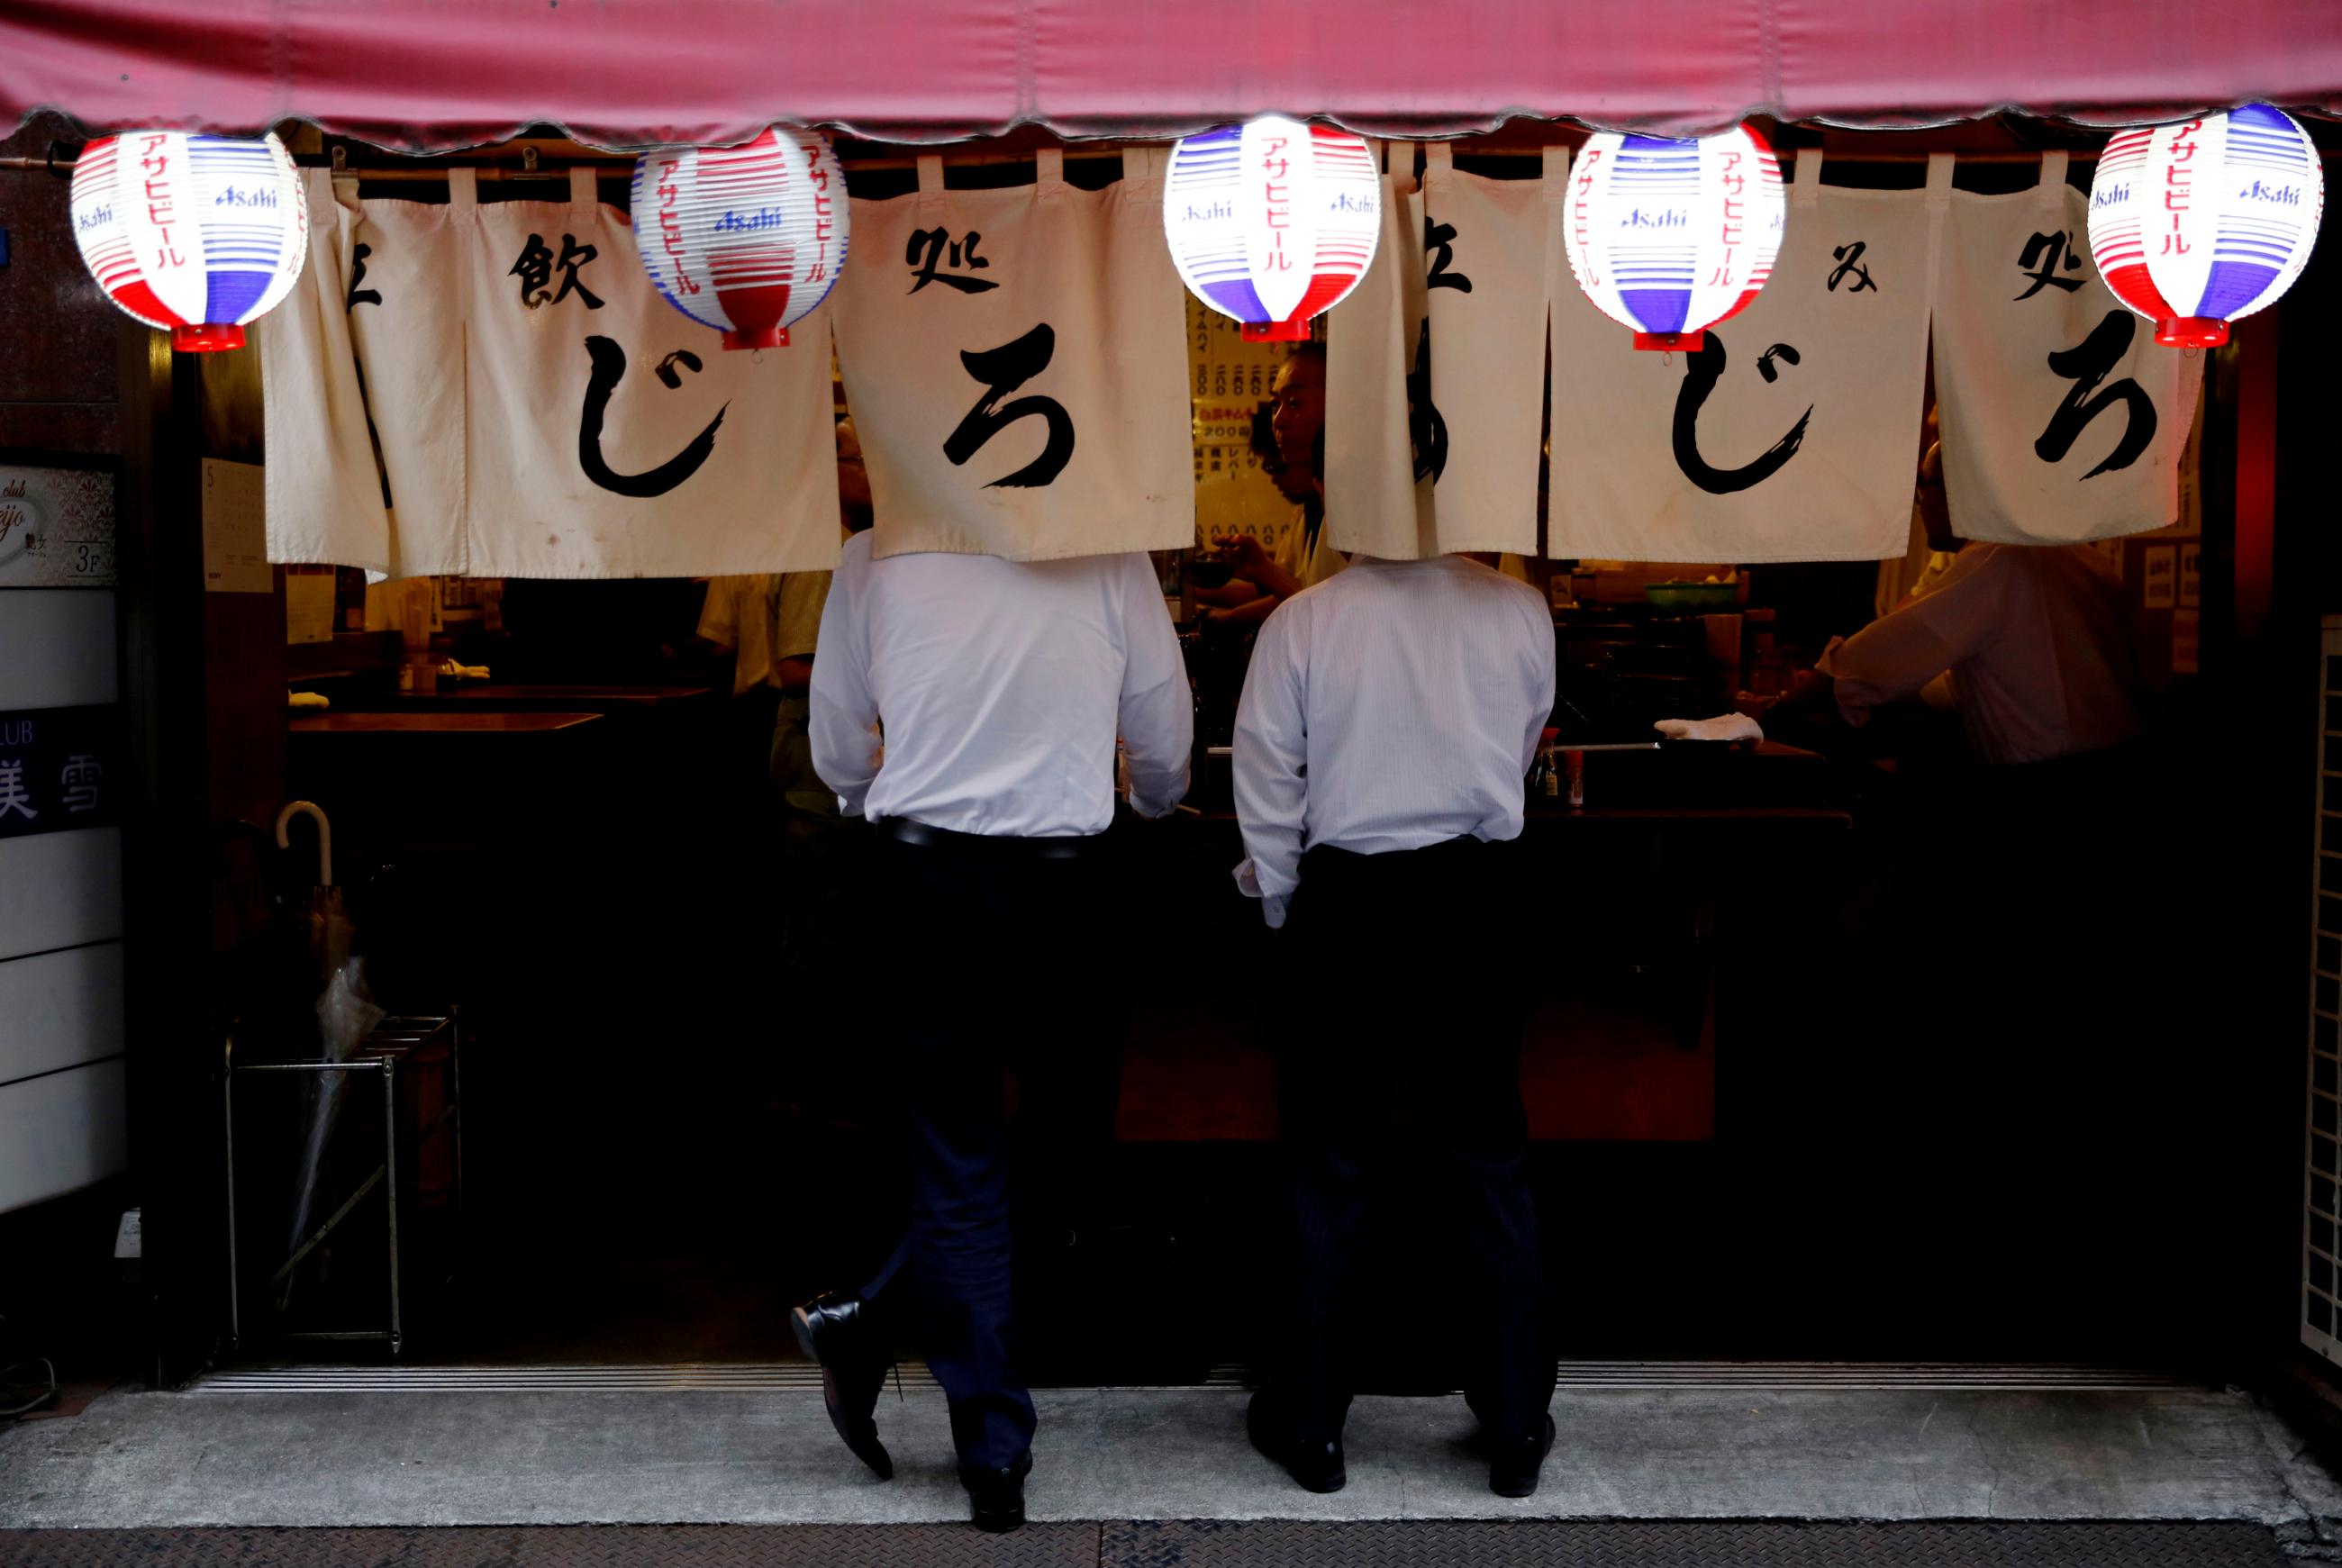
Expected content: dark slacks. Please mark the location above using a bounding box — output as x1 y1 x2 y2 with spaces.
1274 833 1556 1446
876 828 1122 1470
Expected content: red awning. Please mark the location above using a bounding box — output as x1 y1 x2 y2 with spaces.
5 0 2339 152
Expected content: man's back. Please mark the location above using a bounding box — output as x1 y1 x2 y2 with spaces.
809 534 1192 837
1232 553 1556 923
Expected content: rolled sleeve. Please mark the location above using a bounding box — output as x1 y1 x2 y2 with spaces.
1820 548 2010 725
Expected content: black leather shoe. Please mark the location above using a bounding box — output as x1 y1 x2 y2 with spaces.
790 1292 894 1481
959 1455 1031 1533
1487 1413 1557 1499
1248 1391 1346 1494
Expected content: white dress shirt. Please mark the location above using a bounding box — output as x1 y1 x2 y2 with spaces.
809 534 1193 837
1231 553 1556 928
1820 540 2142 766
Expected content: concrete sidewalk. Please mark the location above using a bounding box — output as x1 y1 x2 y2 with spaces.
5 1384 2341 1539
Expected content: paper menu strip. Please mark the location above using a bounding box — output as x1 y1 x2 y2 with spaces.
202 458 272 594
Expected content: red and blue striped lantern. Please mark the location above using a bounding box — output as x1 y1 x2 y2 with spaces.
2088 104 2323 350
69 131 306 353
1562 125 1785 352
631 128 848 351
1164 116 1382 342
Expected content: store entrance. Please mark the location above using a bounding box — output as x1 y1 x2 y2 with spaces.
213 583 2247 1382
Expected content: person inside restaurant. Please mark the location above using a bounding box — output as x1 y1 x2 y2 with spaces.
1192 342 1348 627
1230 536 1561 1499
1763 432 2145 771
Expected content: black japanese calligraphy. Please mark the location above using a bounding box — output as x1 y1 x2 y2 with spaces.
943 324 1074 488
2014 230 2085 300
1828 241 1875 294
1407 320 1448 484
1671 331 1813 495
653 349 704 390
347 242 382 310
2035 310 2156 479
1425 215 1473 294
576 336 726 499
1756 343 1801 384
512 232 605 310
907 228 998 295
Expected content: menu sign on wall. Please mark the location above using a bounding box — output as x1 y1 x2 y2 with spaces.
0 466 115 588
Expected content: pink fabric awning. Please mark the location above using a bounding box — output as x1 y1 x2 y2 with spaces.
5 0 2339 152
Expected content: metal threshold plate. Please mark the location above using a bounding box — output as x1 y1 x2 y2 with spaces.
0 1522 2292 1567
183 1361 2203 1395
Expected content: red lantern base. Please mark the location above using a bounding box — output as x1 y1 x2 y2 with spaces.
171 322 246 352
722 325 790 351
2156 316 2229 349
1240 319 1311 343
1632 331 1704 352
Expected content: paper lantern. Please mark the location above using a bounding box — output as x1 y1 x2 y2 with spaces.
1164 116 1382 342
2088 104 2323 350
631 128 848 351
1563 126 1785 352
69 131 306 353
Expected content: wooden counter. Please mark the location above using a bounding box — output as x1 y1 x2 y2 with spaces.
369 684 716 713
289 711 604 735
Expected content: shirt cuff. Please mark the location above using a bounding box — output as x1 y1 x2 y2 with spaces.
1232 858 1291 929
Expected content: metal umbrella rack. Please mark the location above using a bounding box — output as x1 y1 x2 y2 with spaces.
222 802 466 1358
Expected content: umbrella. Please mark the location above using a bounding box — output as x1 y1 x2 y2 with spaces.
273 800 383 1309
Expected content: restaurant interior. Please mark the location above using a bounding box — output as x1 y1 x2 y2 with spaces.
14 104 2330 1400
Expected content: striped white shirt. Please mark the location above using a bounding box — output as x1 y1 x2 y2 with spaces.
1231 554 1556 928
809 534 1194 838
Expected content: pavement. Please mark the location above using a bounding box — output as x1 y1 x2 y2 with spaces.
6 1382 2342 1544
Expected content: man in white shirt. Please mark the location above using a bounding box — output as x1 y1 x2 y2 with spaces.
1783 440 2145 767
1230 549 1560 1499
803 537 1192 1532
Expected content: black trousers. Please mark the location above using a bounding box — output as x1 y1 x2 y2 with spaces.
1273 834 1556 1446
873 828 1124 1470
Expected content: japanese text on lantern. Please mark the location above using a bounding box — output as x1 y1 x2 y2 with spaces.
2161 119 2199 258
1570 148 1604 287
805 142 835 284
655 158 698 294
1260 135 1292 272
1710 150 1744 289
139 134 184 270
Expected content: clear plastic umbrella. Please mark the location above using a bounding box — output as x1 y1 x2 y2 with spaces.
274 800 382 1307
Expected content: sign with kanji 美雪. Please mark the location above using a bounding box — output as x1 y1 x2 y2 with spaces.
0 705 119 841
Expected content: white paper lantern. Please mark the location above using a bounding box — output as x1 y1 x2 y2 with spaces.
2089 104 2324 349
69 131 307 352
1164 116 1382 341
1563 126 1785 352
631 127 849 350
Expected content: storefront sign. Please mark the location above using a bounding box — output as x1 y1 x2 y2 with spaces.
1933 156 2203 546
834 150 1190 562
1547 153 1942 563
0 704 119 841
259 168 840 580
0 465 114 587
1325 159 1550 559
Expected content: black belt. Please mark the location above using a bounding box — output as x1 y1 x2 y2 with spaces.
880 816 1091 860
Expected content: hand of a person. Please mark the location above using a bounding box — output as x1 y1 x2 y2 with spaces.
1214 532 1274 576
